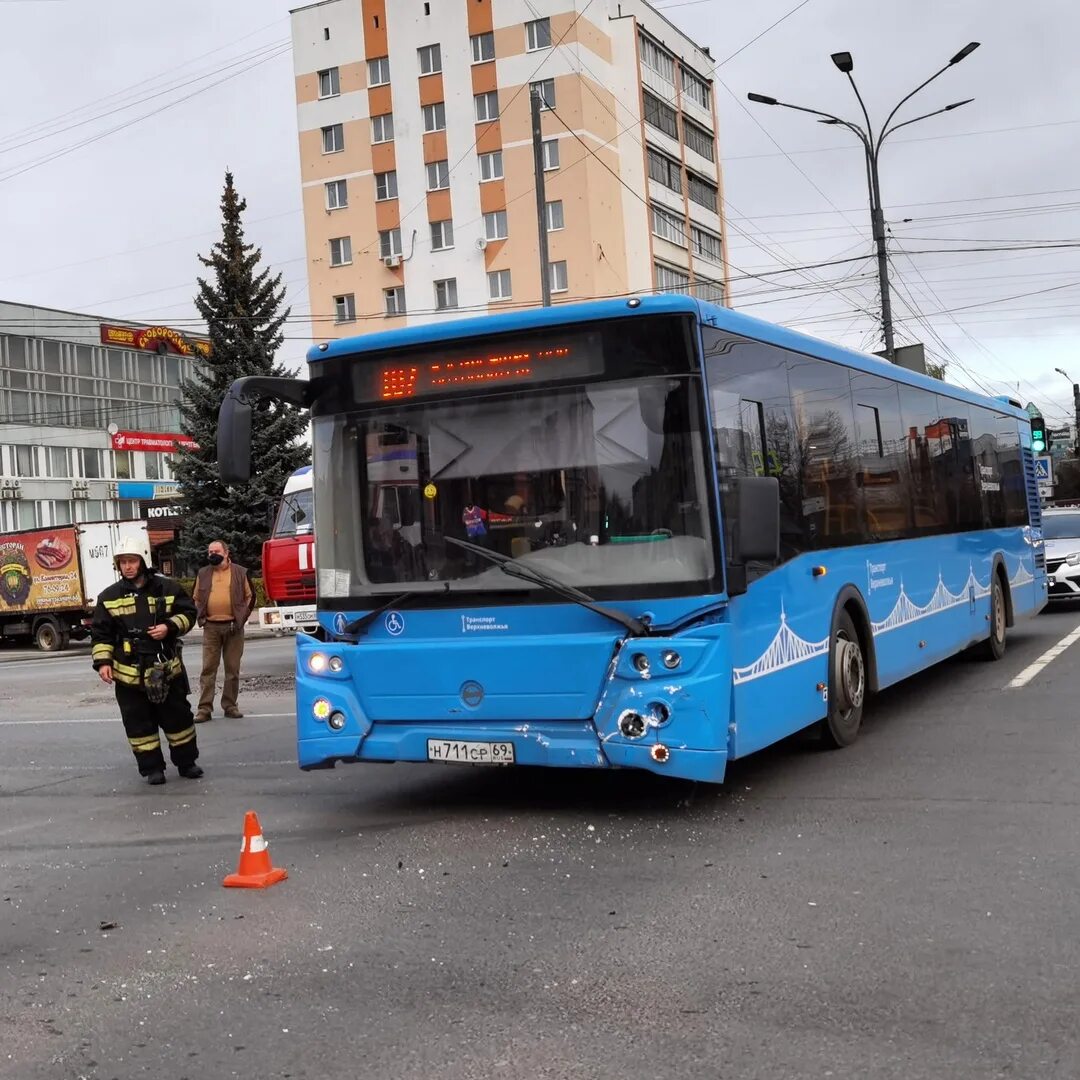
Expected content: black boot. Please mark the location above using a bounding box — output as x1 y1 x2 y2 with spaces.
146 769 166 785
178 764 204 779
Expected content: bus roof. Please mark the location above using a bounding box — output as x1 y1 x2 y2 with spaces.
308 295 1028 421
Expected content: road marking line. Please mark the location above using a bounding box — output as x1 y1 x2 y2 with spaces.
0 712 295 726
1007 622 1080 688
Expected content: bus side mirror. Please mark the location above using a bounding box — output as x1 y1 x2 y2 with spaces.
218 384 253 483
217 375 316 484
733 476 780 563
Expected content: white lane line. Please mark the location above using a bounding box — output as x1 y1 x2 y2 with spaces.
0 712 295 726
1007 622 1080 688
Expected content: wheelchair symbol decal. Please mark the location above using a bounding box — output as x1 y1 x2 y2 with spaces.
384 611 405 636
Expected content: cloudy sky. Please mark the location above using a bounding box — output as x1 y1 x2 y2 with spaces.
1 0 1076 425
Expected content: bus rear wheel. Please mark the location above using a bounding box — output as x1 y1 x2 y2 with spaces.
821 609 866 749
983 576 1007 661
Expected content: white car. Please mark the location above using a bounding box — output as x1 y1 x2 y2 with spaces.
1043 508 1080 601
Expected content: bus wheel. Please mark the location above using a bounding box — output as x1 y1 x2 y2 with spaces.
821 609 866 749
983 576 1007 661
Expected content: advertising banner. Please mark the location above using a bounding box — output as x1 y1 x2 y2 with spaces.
110 431 199 454
99 323 210 358
0 527 85 614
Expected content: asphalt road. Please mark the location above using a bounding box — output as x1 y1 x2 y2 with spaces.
2 612 1079 1080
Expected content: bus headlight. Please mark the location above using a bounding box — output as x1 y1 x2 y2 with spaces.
312 698 332 720
308 652 329 673
328 711 347 731
328 656 344 672
631 653 650 675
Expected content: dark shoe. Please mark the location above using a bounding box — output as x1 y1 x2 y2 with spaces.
178 764 204 779
146 770 166 786
223 709 244 719
195 712 212 723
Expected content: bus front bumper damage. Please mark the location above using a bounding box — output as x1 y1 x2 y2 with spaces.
295 631 731 783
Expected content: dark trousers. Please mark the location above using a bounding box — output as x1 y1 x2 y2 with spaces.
198 622 245 714
117 678 198 775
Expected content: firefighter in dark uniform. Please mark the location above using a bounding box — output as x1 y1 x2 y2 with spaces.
90 536 204 786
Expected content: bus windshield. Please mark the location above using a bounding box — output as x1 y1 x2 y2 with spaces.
313 375 715 597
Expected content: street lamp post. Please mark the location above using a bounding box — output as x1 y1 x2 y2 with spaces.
748 42 979 362
1054 368 1080 455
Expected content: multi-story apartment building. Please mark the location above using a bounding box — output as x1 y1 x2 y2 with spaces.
0 300 207 568
290 0 727 335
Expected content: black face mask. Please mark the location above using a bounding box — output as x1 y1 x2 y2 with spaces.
207 553 225 566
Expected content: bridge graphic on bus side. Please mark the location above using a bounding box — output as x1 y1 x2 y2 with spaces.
733 557 1035 685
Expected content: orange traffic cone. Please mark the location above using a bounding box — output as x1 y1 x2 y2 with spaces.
223 811 288 889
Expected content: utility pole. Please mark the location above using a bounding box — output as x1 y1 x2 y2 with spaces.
749 42 979 362
530 85 552 307
1054 368 1080 455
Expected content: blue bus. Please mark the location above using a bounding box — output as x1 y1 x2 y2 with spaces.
218 296 1047 784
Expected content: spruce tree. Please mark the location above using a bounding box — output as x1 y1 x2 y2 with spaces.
172 171 310 575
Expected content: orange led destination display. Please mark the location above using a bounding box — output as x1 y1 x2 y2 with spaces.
363 332 605 402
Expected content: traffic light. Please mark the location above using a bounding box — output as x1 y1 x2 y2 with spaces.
1031 415 1049 453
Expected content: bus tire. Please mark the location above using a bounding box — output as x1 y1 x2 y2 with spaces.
821 609 866 749
983 574 1007 662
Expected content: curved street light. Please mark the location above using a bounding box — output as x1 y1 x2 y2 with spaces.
748 43 980 361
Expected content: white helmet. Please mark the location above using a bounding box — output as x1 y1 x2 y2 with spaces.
113 535 151 570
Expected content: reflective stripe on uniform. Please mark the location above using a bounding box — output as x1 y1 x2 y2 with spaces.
169 614 191 633
128 734 161 752
165 725 196 747
103 597 137 614
92 644 114 661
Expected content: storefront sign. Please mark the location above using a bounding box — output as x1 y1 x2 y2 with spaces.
100 324 211 357
142 500 185 527
111 431 199 454
116 481 180 501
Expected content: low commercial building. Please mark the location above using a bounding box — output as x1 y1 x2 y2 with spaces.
0 300 208 569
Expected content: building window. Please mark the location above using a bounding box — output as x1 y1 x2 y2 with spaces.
691 225 722 263
430 219 454 251
474 90 499 123
144 453 162 481
530 78 555 110
321 123 344 154
639 33 675 83
379 228 403 258
434 278 458 310
52 500 73 526
548 260 568 294
426 159 450 190
367 56 391 87
545 200 564 232
375 170 398 201
384 287 406 315
643 91 678 139
688 172 719 212
45 446 70 478
542 138 560 170
488 269 512 301
683 117 715 162
318 67 340 98
371 112 394 143
655 262 690 293
471 31 495 63
478 150 504 181
483 210 508 240
651 204 686 246
422 102 446 132
682 67 711 109
693 277 724 304
647 147 682 193
325 179 348 210
114 450 133 479
526 17 552 51
78 447 104 479
329 236 353 266
418 43 442 75
334 294 357 322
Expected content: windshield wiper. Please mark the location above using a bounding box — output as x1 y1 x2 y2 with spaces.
342 591 417 636
445 536 649 637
